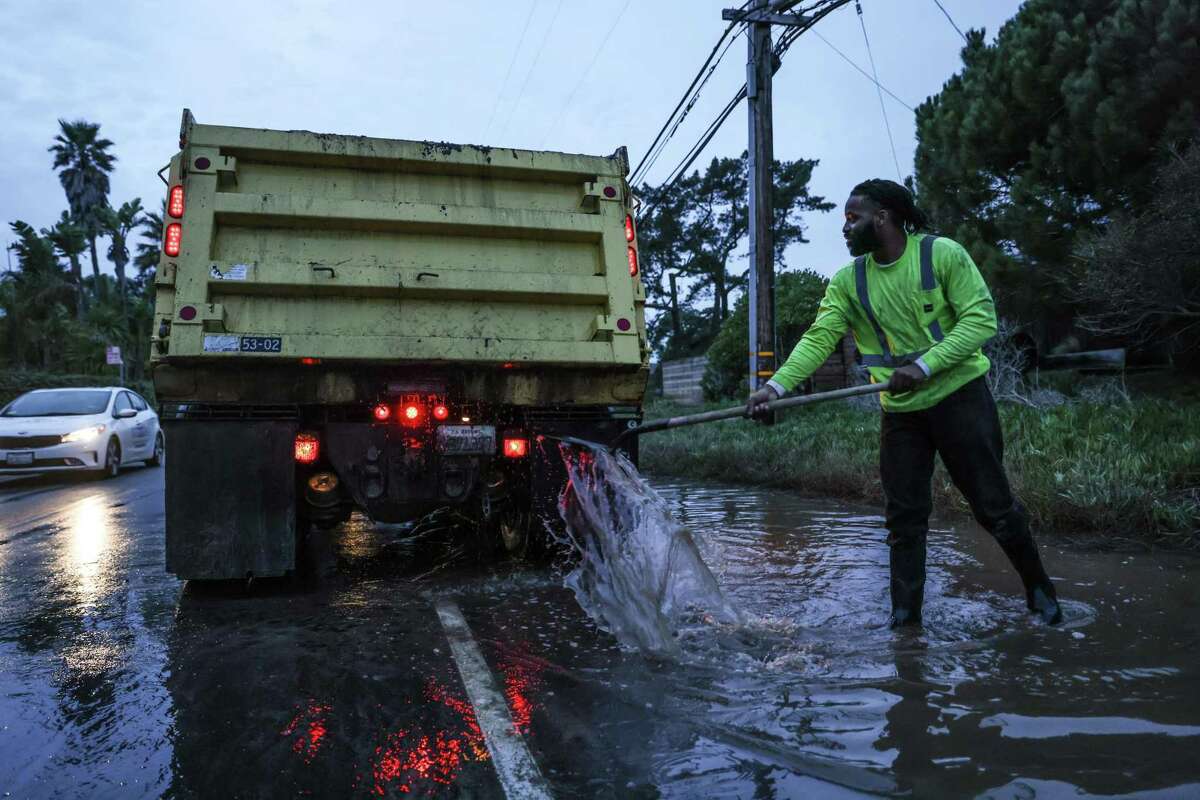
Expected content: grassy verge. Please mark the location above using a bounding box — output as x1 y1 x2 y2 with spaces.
639 394 1200 548
1 370 155 408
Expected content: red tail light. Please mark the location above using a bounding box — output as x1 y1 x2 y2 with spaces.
503 437 528 458
294 433 320 464
373 403 391 421
624 214 635 243
168 185 185 218
164 223 183 257
432 404 449 421
627 246 638 277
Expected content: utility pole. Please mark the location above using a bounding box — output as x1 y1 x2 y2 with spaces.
668 272 682 335
722 1 813 394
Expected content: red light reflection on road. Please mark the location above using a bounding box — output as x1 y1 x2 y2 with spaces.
281 700 332 764
501 659 541 735
369 679 490 796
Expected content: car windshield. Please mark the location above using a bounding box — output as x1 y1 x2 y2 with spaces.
1 390 111 417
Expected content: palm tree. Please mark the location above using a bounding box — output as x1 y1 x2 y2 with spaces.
6 221 74 369
98 198 143 324
48 119 116 301
134 200 164 284
44 211 89 320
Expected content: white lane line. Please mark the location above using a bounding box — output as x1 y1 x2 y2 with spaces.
434 598 554 800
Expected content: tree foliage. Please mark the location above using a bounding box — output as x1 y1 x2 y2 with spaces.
702 268 829 399
3 120 156 380
1072 137 1200 360
913 0 1200 329
49 119 116 297
637 153 834 358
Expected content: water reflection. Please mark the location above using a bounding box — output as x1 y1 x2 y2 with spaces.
63 494 113 606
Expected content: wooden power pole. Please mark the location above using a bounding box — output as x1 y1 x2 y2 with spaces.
722 1 822 393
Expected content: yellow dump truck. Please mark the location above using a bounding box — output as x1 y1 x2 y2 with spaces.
152 110 647 580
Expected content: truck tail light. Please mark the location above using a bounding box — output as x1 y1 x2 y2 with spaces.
294 433 320 464
624 214 635 243
401 400 423 427
164 223 182 257
373 403 391 421
503 437 528 458
432 403 449 421
168 185 185 218
627 246 638 277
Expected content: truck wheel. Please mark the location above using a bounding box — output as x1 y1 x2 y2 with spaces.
498 510 531 554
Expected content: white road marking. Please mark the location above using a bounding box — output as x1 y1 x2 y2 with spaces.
434 597 553 800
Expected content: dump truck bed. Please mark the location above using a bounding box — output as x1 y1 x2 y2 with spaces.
153 111 647 381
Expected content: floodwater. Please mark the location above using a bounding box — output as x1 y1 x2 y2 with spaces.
1 466 1198 798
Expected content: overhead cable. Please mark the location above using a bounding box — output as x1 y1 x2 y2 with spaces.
629 1 754 186
855 1 903 181
931 0 968 43
483 0 539 141
631 28 744 186
497 0 566 138
809 29 913 112
541 0 633 147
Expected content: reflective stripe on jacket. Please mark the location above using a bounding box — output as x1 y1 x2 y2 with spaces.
769 233 996 413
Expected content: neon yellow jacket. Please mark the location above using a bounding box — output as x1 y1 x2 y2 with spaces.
767 234 996 413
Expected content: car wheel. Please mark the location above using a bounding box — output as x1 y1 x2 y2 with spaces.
103 438 121 479
148 432 165 467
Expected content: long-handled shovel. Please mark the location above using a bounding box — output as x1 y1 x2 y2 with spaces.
615 382 888 448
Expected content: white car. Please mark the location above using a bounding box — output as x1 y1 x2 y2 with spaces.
0 387 164 479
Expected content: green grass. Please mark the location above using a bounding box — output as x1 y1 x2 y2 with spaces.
639 394 1200 548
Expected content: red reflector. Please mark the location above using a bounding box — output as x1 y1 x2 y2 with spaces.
432 404 449 421
503 438 528 458
617 317 631 332
627 246 638 277
300 357 320 365
164 223 182 257
168 185 185 218
373 403 391 421
178 305 197 321
294 433 319 464
624 214 635 243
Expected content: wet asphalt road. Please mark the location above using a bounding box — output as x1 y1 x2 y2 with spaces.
2 466 1200 799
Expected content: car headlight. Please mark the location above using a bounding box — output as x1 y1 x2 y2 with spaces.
61 424 106 444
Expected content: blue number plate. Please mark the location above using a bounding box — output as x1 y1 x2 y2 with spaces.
239 336 282 353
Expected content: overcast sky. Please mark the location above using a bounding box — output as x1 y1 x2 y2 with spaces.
1 0 1022 283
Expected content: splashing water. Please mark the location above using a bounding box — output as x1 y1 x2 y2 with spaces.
554 440 741 657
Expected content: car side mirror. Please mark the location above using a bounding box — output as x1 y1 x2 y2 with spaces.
115 408 138 419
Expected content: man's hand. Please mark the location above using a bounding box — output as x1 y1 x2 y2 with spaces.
746 385 778 420
888 364 928 394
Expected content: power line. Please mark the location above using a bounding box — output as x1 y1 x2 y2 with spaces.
541 0 633 148
855 0 903 181
931 0 968 43
629 1 754 185
809 29 913 112
497 0 566 139
631 27 744 186
483 0 538 141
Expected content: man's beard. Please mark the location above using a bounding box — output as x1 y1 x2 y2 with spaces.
846 224 880 257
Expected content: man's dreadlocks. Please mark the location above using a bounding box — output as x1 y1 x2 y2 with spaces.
851 179 931 233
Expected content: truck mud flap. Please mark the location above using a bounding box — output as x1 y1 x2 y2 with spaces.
164 420 298 580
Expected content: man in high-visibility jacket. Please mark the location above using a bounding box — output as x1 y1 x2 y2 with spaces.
747 179 1061 627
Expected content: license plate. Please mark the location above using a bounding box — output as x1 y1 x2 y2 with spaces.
436 425 496 455
240 336 282 353
6 451 34 466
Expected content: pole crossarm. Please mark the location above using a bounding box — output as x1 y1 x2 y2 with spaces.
721 9 811 26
